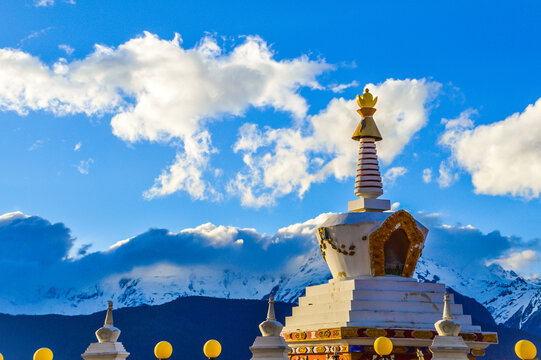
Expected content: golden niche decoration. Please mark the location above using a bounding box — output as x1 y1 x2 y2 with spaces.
369 210 426 277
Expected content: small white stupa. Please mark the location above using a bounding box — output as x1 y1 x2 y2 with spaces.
249 295 291 360
81 301 130 360
429 293 470 360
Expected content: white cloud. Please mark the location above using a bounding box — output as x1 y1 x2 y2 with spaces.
437 160 458 188
180 223 256 247
18 27 54 47
488 250 539 272
276 212 335 239
0 211 29 226
33 0 55 7
74 142 82 151
0 32 331 202
229 79 440 207
440 100 541 199
422 168 432 183
28 139 44 151
33 0 75 6
330 80 359 93
59 44 74 56
390 202 400 211
383 166 407 186
77 158 93 175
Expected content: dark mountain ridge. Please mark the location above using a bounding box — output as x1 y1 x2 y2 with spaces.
0 294 538 360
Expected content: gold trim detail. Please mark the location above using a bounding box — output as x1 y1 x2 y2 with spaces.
318 227 356 263
471 349 485 356
411 330 433 339
482 333 498 343
369 210 426 277
461 333 477 341
364 328 387 338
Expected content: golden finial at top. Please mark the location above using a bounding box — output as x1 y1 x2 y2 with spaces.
356 88 378 108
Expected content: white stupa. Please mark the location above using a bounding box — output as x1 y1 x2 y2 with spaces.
280 89 497 360
81 302 130 360
250 295 291 360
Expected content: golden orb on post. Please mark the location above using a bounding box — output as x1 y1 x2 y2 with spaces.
33 348 53 360
515 340 537 360
374 336 393 356
203 339 222 359
154 341 173 360
0 352 3 360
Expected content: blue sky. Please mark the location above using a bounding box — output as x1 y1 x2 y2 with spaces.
0 0 541 276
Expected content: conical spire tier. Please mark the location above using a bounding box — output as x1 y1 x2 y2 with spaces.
354 138 383 199
348 88 390 212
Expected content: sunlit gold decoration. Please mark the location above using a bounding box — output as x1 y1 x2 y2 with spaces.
317 227 356 263
318 329 332 338
411 330 434 339
369 210 426 277
365 328 387 338
471 349 485 356
356 88 378 108
460 333 477 341
482 333 498 343
352 89 382 141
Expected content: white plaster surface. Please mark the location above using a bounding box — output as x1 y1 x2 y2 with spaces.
283 277 480 333
250 336 290 360
429 335 470 360
81 342 129 360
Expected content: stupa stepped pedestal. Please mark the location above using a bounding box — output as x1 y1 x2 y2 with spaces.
282 277 497 360
284 277 479 332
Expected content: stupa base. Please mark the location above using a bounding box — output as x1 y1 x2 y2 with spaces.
348 198 390 212
282 277 496 360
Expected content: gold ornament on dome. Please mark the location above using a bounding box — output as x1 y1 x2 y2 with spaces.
352 88 382 141
369 210 426 277
356 88 378 108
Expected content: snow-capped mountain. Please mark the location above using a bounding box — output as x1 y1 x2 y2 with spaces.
2 243 540 336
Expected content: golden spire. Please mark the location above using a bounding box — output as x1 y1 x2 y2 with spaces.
352 88 382 141
356 88 378 108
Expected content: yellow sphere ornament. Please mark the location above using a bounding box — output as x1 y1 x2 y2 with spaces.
154 341 173 360
515 340 537 360
33 348 53 360
203 339 222 359
0 352 3 360
374 336 393 356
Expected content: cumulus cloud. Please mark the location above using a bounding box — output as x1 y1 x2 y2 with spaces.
59 44 74 56
422 168 432 183
0 210 329 301
437 160 458 188
418 213 518 272
73 142 82 151
329 80 359 93
383 166 407 186
0 32 331 202
440 99 541 198
229 79 441 207
0 214 73 271
487 250 539 272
